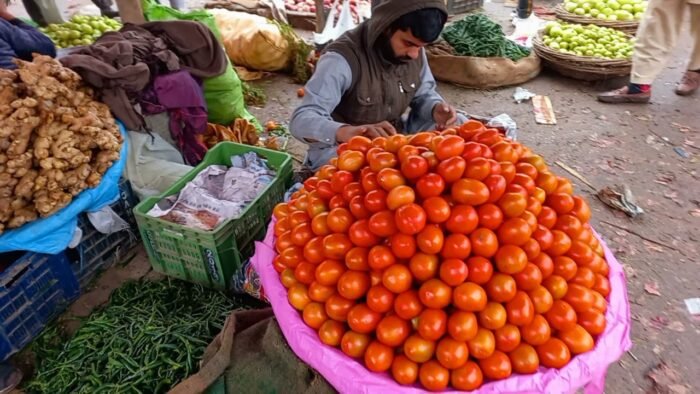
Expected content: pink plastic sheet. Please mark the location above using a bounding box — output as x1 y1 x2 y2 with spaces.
251 219 632 394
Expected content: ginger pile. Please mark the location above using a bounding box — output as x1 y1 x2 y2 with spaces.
0 55 122 234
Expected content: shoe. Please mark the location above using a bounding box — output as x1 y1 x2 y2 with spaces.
0 364 23 394
675 71 700 96
597 85 651 103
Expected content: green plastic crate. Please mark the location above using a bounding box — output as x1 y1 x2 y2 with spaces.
133 142 292 290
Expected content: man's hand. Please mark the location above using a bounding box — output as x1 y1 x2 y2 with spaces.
336 121 397 142
433 102 458 131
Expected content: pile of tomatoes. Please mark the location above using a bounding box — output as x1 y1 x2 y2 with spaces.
272 121 610 391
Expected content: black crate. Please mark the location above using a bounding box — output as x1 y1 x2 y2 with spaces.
65 179 141 288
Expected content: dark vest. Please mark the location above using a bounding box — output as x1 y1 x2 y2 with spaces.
323 0 446 131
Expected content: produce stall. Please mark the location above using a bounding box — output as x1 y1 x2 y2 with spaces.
1 1 637 393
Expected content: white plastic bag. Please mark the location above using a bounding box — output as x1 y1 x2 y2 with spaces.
87 206 130 234
313 0 358 46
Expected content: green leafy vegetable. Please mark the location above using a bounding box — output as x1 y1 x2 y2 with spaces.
442 14 531 61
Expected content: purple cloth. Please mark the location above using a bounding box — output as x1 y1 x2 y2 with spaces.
141 70 208 165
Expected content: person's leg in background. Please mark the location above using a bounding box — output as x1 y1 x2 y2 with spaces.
168 0 185 9
20 0 47 26
92 0 118 17
675 4 700 95
598 0 686 103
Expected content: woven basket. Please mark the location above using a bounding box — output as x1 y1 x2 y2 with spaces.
532 31 631 81
554 5 639 35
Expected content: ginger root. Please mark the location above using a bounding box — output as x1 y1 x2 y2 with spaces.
0 54 123 233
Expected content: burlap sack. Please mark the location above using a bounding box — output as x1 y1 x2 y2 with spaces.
168 308 333 394
428 52 542 89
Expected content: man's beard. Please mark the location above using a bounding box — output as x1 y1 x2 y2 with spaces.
377 35 411 65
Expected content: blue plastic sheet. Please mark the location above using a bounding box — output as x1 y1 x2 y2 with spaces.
0 123 129 254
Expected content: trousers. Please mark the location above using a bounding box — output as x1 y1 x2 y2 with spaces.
631 0 700 84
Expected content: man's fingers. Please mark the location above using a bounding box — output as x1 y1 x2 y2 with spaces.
364 127 382 139
377 121 397 136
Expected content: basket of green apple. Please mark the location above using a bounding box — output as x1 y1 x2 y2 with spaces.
39 15 123 49
554 0 647 35
533 21 633 81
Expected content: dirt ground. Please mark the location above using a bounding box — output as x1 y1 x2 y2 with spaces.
7 0 700 393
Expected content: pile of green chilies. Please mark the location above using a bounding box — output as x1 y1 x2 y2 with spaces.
442 14 531 61
25 279 249 394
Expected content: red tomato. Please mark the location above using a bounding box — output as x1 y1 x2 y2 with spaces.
395 203 427 235
436 337 469 369
547 230 572 257
417 308 448 341
327 208 353 233
345 247 369 271
416 173 446 199
308 281 334 302
364 340 395 372
367 245 396 271
486 273 517 303
419 360 450 392
558 324 594 354
376 315 411 347
419 279 453 309
442 233 472 260
315 259 345 286
484 174 507 203
563 284 595 313
498 192 527 218
288 283 310 310
536 338 571 368
497 217 532 246
341 331 370 358
470 228 499 258
479 350 512 381
545 300 578 332
369 151 398 173
337 270 371 300
322 233 353 260
436 135 465 160
347 304 381 334
416 225 445 254
448 311 478 341
401 155 429 179
348 195 370 219
468 328 496 360
389 233 417 259
439 258 469 286
578 310 607 336
495 324 521 353
386 185 416 210
303 302 329 329
513 263 543 291
303 236 325 264
509 343 540 374
528 285 554 314
403 335 436 366
376 168 405 191
330 170 353 194
532 253 554 279
505 291 535 326
409 253 439 282
311 213 331 236
363 189 387 213
366 284 395 313
477 203 504 230
348 220 380 248
478 302 507 330
382 264 413 294
452 282 487 312
522 314 553 347
494 245 528 274
451 361 484 391
318 319 345 346
394 290 424 320
392 355 419 386
342 182 363 203
452 178 490 206
437 156 467 183
423 196 451 224
464 157 491 180
446 205 479 235
553 256 578 280
467 256 494 285
368 210 398 238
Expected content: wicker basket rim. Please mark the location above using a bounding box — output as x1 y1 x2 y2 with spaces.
532 31 632 66
554 4 639 28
